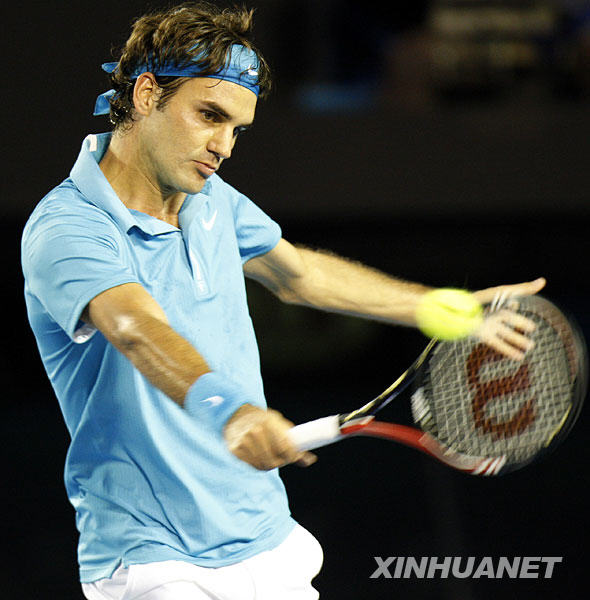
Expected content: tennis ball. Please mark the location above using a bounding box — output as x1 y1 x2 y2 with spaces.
416 288 483 340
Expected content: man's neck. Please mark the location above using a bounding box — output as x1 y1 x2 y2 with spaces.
99 132 185 228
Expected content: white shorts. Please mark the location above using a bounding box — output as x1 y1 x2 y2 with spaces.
81 524 323 600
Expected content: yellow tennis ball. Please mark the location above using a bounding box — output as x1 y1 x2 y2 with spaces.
416 288 483 340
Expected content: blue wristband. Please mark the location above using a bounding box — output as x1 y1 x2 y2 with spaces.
184 373 247 434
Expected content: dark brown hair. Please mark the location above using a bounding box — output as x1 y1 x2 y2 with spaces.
107 2 271 129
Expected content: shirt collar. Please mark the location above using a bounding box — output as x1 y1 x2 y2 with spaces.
70 133 212 235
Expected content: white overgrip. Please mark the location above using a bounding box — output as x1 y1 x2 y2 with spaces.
288 415 342 451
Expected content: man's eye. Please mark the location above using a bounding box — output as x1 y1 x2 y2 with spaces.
234 126 248 137
202 111 216 121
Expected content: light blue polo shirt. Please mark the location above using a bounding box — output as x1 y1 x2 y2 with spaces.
21 133 294 583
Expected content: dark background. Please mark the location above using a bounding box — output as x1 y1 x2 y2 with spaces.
2 1 590 598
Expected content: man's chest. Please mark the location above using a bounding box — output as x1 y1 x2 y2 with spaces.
123 220 244 307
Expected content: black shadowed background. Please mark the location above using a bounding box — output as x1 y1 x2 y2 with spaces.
2 1 589 598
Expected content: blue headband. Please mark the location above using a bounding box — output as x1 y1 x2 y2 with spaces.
93 43 260 116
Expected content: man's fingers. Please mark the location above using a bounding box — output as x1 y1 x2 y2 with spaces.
224 405 317 470
477 309 538 361
484 309 537 337
486 321 534 353
272 430 317 468
499 327 535 353
500 311 536 333
294 452 318 467
473 277 546 305
481 334 527 361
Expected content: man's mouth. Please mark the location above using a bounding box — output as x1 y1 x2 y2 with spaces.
193 161 217 177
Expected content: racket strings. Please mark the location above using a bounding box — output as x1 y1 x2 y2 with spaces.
415 297 580 465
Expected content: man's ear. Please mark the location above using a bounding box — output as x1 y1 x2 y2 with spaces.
132 72 161 117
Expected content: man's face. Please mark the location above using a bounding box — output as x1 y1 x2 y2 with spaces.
138 77 257 195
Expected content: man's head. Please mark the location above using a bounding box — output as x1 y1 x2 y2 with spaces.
95 2 270 197
102 1 271 130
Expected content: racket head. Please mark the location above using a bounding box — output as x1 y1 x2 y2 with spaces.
411 295 588 475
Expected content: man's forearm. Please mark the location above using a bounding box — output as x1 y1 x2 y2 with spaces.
99 313 210 404
83 283 212 405
285 247 431 325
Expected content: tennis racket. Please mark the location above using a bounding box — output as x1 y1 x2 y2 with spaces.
288 295 587 475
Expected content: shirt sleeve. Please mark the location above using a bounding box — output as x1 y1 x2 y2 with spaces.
232 190 282 264
22 197 140 341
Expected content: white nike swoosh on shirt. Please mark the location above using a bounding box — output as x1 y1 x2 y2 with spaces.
202 395 224 407
201 210 218 231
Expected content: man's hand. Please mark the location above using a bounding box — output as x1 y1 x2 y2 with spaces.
473 277 546 360
224 404 317 470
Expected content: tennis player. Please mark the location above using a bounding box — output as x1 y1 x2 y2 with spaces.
21 3 545 599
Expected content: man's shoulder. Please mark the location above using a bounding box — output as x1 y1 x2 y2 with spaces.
206 173 247 201
23 178 117 245
29 178 85 214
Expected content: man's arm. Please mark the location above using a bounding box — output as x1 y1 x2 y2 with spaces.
82 283 209 403
244 239 430 324
244 239 546 358
82 282 314 469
